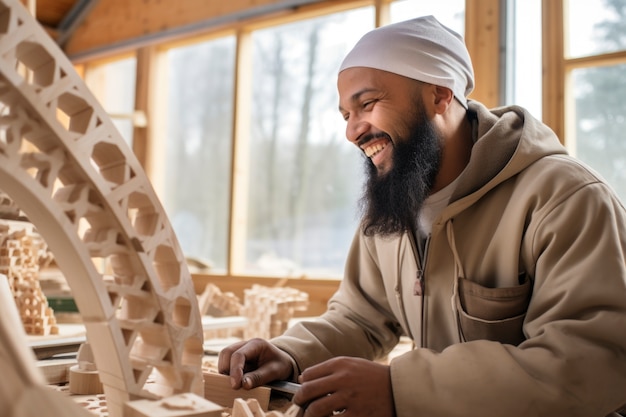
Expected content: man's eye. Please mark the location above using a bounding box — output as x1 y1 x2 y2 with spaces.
363 100 375 109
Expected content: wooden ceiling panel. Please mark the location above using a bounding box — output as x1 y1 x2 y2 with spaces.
18 0 100 46
25 0 326 58
64 0 292 57
35 0 78 27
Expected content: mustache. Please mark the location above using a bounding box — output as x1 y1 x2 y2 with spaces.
357 132 391 148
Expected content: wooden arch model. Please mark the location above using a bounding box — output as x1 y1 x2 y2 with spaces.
0 0 204 416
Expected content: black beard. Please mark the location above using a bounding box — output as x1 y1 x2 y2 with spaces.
359 107 442 237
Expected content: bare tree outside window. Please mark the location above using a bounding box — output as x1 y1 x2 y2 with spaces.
162 37 236 271
246 8 374 276
571 0 626 200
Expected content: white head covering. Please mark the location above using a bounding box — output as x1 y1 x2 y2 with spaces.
339 16 475 108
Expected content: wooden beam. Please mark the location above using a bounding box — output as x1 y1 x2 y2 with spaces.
228 29 252 276
132 46 155 172
464 0 500 108
374 0 390 27
542 0 565 142
55 0 100 47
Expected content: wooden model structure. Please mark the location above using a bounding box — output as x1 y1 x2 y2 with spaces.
0 1 308 416
0 0 203 415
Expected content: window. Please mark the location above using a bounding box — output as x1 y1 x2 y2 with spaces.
157 36 237 272
562 0 626 201
504 0 542 118
84 56 137 145
244 8 374 276
566 0 624 58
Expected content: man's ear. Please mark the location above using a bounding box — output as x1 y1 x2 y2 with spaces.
432 85 454 114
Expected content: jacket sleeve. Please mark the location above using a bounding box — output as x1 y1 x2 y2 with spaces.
390 181 626 417
272 228 404 373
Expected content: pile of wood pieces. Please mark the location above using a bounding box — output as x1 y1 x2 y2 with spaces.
241 285 309 340
59 369 300 416
0 223 58 336
198 283 309 340
63 369 303 417
199 283 243 318
124 394 304 417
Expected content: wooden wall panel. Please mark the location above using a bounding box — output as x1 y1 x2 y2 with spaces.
464 0 500 108
542 0 565 142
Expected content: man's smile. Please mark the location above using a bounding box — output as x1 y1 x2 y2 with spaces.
364 141 387 157
360 135 393 170
361 133 392 157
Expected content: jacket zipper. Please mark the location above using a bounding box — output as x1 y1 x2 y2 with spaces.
409 230 429 348
418 236 430 347
414 268 425 296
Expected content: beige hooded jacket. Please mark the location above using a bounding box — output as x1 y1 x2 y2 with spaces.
272 101 626 416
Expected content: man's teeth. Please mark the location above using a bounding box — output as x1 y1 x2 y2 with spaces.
365 143 385 158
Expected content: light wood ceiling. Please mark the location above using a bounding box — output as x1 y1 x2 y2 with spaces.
29 0 99 47
27 0 337 59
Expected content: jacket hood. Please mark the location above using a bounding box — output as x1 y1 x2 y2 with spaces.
451 101 568 203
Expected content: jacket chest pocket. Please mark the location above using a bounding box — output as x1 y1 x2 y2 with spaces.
455 274 532 346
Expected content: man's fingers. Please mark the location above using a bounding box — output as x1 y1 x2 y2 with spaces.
217 340 248 373
293 374 333 408
299 357 338 382
242 371 263 389
217 338 295 390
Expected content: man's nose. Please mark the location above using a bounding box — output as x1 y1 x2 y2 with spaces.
346 117 369 144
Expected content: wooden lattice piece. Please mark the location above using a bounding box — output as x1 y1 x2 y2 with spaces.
241 285 308 340
0 0 203 416
230 398 304 417
0 227 59 336
198 283 242 317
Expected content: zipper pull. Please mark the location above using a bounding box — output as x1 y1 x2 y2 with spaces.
414 270 425 296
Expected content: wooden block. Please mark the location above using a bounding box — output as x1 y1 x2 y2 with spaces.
231 398 255 417
230 399 304 417
69 364 104 395
67 342 104 394
202 370 270 410
124 393 223 417
283 404 305 417
37 357 76 384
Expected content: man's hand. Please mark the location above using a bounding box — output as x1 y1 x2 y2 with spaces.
217 338 295 390
293 356 395 417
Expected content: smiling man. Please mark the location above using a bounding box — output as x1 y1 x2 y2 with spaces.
219 16 626 417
